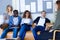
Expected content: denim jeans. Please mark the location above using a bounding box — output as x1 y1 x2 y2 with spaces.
1 27 19 38
19 24 31 40
32 26 45 40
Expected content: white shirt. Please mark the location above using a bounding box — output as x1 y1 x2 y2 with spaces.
37 18 45 26
7 12 13 16
0 15 4 25
21 18 32 25
4 12 13 23
13 17 18 25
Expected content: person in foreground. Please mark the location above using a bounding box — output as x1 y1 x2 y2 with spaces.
49 1 60 32
32 10 51 40
1 10 21 38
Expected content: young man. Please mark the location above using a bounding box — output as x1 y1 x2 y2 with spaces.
1 10 21 38
32 10 50 40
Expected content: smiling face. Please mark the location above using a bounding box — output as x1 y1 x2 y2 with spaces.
13 10 18 17
25 12 30 18
6 5 13 13
7 7 12 12
41 11 46 18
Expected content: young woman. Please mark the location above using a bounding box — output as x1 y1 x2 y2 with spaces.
4 5 13 23
19 10 33 40
1 5 13 29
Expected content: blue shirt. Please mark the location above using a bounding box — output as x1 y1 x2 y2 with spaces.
9 16 21 27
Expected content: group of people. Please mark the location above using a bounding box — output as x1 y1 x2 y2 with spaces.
0 5 51 40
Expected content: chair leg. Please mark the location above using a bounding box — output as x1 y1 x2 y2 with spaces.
53 30 56 40
53 30 60 40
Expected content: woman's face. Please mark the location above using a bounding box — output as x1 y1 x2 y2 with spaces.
7 7 12 12
25 12 29 18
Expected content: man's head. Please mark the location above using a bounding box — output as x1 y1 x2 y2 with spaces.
13 10 18 17
56 1 60 10
41 10 46 18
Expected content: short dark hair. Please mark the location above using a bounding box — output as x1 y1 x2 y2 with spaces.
56 1 60 4
13 10 18 14
41 10 46 14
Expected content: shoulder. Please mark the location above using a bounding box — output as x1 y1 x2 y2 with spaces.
18 16 21 19
21 18 25 20
45 18 50 22
37 16 40 18
9 16 14 19
36 16 41 20
45 18 50 20
10 16 13 17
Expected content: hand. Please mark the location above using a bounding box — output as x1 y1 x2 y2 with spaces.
34 23 37 26
32 23 36 28
45 23 53 30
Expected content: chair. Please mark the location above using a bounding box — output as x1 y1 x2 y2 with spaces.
53 30 60 40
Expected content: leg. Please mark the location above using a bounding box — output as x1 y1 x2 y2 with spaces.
1 28 9 38
19 24 27 40
13 28 18 38
39 26 45 32
32 26 40 40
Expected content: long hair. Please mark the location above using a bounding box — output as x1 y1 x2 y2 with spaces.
23 10 32 19
6 5 13 12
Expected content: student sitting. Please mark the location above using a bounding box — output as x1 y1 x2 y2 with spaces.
1 10 21 38
32 10 50 40
18 10 33 40
1 5 13 29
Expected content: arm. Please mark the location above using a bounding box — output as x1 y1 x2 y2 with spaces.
32 17 40 28
9 16 14 26
18 16 22 27
45 18 53 30
32 23 36 28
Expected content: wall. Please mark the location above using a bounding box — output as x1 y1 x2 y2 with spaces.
20 0 57 23
31 0 57 23
0 0 12 14
0 0 57 23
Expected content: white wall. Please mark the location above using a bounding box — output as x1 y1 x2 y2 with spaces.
0 0 57 23
12 0 57 23
0 0 12 14
30 0 57 23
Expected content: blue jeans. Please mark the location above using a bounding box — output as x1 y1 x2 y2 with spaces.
32 26 45 40
19 24 31 40
1 27 19 38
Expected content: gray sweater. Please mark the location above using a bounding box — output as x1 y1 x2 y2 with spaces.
53 10 60 30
